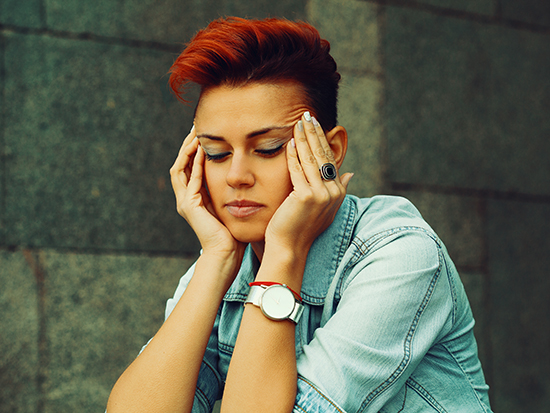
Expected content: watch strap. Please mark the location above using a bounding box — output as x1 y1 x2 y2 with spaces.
245 284 304 323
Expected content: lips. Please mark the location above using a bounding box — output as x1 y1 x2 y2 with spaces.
225 200 265 218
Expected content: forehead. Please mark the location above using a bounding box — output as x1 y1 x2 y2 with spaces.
195 82 308 131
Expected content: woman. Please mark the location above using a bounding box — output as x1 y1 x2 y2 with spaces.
107 17 492 412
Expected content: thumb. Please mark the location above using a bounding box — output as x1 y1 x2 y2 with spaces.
340 172 354 190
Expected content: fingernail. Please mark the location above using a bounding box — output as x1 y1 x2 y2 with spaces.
304 111 312 122
190 124 195 133
312 116 320 127
291 138 296 148
297 120 304 131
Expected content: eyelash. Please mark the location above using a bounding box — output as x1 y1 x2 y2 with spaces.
204 144 285 162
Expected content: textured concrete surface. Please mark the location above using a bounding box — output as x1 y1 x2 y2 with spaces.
392 191 484 269
501 0 550 27
415 0 494 15
0 251 40 412
488 200 550 412
0 0 43 28
2 1 550 412
308 0 381 74
45 0 308 43
309 0 384 198
1 34 5 245
339 74 384 197
3 32 199 252
385 7 550 196
0 249 196 412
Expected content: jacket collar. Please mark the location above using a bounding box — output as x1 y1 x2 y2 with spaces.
223 196 356 305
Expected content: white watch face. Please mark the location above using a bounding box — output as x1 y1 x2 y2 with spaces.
260 285 295 320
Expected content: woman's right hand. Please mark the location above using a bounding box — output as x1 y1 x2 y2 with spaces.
170 126 246 280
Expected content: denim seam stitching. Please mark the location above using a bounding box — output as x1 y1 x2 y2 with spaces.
406 377 448 412
358 239 443 412
195 358 222 411
218 341 234 355
337 226 438 300
194 386 211 411
440 251 458 325
440 342 491 412
296 375 346 412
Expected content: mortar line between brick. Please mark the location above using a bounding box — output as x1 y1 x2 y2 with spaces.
6 245 200 260
361 0 550 34
22 250 48 413
390 182 550 204
0 23 183 53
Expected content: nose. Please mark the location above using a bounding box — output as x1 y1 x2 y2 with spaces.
225 153 255 188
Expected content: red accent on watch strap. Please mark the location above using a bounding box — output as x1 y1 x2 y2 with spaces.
249 281 302 302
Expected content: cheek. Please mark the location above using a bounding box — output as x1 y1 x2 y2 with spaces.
266 158 293 201
203 164 224 200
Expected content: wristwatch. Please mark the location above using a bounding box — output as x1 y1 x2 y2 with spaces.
245 284 304 323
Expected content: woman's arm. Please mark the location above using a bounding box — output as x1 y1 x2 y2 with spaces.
221 113 352 412
220 248 307 412
108 127 246 413
107 252 236 413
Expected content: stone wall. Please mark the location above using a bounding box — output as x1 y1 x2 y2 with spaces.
1 0 548 411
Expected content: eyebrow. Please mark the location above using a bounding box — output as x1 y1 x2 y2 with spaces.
197 125 293 141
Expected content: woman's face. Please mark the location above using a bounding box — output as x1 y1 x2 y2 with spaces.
195 82 310 244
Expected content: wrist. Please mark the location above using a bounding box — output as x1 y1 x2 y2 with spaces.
255 247 307 294
196 248 245 289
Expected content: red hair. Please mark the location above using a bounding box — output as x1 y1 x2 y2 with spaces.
169 17 341 129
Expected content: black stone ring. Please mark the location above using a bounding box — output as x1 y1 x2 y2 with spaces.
320 163 337 181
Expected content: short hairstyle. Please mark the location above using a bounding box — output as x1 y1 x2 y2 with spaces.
169 17 341 130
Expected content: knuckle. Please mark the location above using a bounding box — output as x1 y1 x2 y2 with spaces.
317 189 331 204
329 185 343 199
290 162 303 173
303 153 316 165
305 123 317 134
315 147 326 158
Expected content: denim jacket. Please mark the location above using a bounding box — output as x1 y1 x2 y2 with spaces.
163 195 492 412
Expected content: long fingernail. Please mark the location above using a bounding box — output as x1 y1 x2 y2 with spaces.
190 124 195 133
297 120 304 131
290 138 296 148
312 116 320 127
304 111 312 122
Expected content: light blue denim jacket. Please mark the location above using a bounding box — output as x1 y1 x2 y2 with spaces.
163 195 492 412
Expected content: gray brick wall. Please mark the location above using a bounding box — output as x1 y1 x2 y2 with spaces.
1 1 548 411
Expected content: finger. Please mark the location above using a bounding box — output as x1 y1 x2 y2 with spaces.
302 112 333 168
187 144 206 196
171 136 199 187
172 125 197 172
293 119 325 185
175 125 196 158
311 116 337 166
286 137 311 192
340 172 354 190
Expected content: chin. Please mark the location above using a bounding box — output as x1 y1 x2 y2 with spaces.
227 226 266 244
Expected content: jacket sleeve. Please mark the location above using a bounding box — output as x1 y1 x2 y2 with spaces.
294 230 455 412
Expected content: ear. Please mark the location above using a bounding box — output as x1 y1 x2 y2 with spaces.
325 126 348 169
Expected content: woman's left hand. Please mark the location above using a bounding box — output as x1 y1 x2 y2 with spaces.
264 113 353 256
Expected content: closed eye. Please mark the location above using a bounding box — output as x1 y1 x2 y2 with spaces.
255 144 285 157
204 151 230 162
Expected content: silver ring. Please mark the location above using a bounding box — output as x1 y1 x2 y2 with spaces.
320 163 337 181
